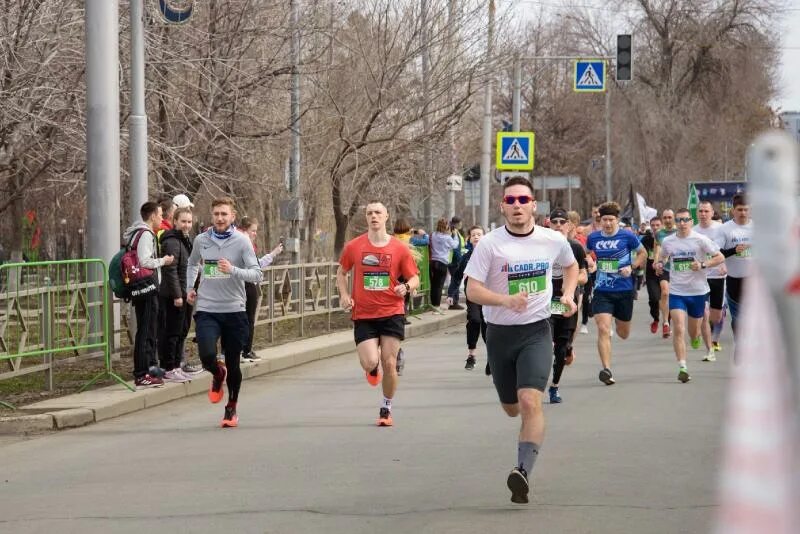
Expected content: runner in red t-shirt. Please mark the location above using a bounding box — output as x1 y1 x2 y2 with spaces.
337 202 419 427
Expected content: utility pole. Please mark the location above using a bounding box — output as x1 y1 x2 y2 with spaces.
445 0 458 220
129 0 148 222
86 0 120 264
605 86 612 202
421 0 433 231
512 53 521 131
289 0 301 264
479 0 495 229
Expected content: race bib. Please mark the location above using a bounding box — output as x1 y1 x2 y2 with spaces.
673 258 694 272
550 299 568 315
597 259 619 273
508 270 546 295
736 247 752 258
363 271 390 291
203 261 230 279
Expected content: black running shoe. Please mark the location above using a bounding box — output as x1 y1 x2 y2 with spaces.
507 467 529 504
599 368 615 385
465 355 476 370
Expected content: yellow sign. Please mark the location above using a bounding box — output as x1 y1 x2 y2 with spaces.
496 132 535 171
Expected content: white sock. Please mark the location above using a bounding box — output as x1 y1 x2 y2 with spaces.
679 360 687 369
382 397 392 410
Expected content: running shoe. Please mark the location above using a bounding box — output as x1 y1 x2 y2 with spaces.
507 467 529 504
702 349 717 362
181 363 204 375
377 407 393 426
221 406 238 428
366 365 381 387
465 355 476 371
690 337 702 350
396 349 405 376
599 368 615 385
174 368 194 381
712 341 722 352
148 365 166 378
163 369 189 383
678 367 691 383
650 320 658 334
548 386 562 404
241 351 261 362
208 364 227 404
579 324 589 335
135 374 164 389
662 323 671 339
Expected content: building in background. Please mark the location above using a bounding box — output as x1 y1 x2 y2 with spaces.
779 111 800 143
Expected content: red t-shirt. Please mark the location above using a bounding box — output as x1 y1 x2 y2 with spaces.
339 234 419 320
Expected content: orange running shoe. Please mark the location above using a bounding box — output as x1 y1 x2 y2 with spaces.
221 405 238 428
377 407 393 426
208 364 227 404
365 366 382 387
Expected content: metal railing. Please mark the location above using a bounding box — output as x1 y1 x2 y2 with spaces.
2 255 435 407
0 259 129 408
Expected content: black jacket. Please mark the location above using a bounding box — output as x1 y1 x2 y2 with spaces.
159 229 192 299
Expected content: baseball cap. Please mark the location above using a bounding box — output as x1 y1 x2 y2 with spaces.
172 194 194 209
549 208 568 220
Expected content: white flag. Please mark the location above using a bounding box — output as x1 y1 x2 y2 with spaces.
636 193 657 224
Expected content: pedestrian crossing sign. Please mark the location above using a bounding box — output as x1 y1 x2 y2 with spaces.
574 60 606 92
496 132 535 171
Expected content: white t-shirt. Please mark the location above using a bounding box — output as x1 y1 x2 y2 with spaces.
660 231 720 296
716 220 752 279
464 225 575 325
693 223 725 279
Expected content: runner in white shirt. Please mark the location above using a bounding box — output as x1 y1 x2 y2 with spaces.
655 208 724 383
715 193 752 337
693 201 726 358
465 176 578 505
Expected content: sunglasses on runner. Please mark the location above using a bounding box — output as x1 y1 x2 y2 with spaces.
503 195 534 205
675 217 692 223
550 218 567 225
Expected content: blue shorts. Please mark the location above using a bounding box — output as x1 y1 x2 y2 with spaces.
668 294 707 319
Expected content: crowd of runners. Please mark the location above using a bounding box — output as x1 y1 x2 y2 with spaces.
127 176 751 505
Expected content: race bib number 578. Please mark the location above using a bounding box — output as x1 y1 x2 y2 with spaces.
364 271 390 291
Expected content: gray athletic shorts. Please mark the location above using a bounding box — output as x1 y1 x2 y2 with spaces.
486 319 553 403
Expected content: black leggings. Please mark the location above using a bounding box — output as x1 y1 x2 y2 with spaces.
195 311 249 404
551 315 577 386
581 273 595 325
243 282 259 355
430 260 449 307
645 273 661 322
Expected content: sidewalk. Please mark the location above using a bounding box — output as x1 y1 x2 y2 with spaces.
0 309 465 434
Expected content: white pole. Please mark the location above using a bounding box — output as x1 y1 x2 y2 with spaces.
129 0 148 221
479 0 495 229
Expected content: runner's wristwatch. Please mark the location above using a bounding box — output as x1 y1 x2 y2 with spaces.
700 261 706 269
404 282 411 292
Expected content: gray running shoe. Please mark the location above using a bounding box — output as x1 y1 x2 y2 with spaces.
678 367 691 383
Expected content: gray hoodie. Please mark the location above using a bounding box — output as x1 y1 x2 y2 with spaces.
186 228 263 313
122 221 167 284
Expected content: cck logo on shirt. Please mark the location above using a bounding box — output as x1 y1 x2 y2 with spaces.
594 240 621 250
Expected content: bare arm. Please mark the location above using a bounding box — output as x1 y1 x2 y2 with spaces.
336 265 353 311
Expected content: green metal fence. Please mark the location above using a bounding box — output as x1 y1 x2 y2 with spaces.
0 259 129 408
409 245 433 314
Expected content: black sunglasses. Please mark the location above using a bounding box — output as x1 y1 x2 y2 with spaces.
550 218 567 225
675 217 692 223
503 195 534 205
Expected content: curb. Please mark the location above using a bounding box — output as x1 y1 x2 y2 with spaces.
1 310 465 434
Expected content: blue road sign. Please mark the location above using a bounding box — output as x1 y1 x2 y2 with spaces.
496 132 535 171
574 60 606 92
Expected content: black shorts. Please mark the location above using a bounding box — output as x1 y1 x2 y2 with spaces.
591 291 635 322
353 315 405 345
707 278 725 310
658 270 670 283
486 319 553 401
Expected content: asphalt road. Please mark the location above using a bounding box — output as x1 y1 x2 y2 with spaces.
0 302 732 534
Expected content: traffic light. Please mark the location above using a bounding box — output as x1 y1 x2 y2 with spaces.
464 163 480 181
616 34 632 81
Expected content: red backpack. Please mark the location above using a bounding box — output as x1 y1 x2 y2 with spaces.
122 230 155 282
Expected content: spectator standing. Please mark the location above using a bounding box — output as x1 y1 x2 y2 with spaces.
430 218 458 310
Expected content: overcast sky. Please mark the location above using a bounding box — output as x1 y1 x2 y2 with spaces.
776 5 800 112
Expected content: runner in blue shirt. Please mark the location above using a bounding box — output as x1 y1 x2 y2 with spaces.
586 201 647 385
